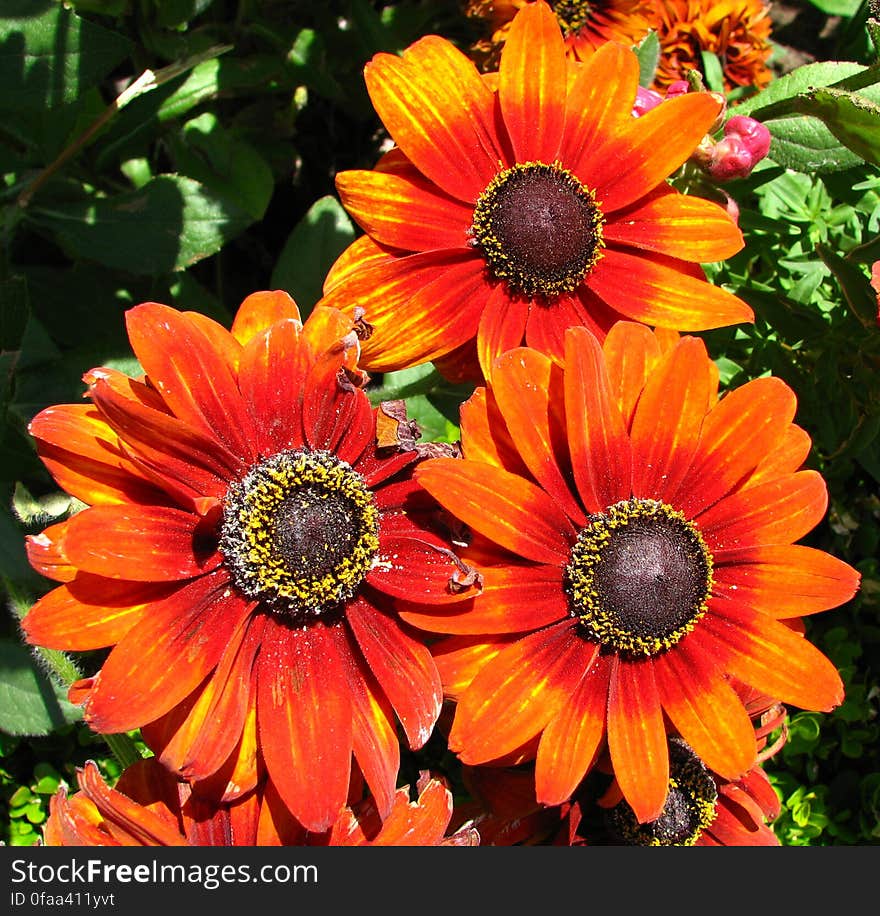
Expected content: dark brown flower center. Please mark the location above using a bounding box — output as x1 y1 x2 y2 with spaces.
220 450 379 620
471 162 604 300
604 738 719 845
565 499 713 656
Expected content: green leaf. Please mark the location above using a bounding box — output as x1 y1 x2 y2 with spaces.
732 61 880 173
170 113 274 220
0 1 132 112
0 638 82 736
271 195 356 316
29 174 254 274
700 49 725 93
633 30 660 88
803 0 862 14
793 86 880 167
816 242 879 328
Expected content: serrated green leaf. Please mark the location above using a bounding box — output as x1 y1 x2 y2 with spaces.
732 61 880 173
0 638 82 736
633 30 659 88
794 86 880 167
271 195 356 316
0 1 132 112
29 174 254 274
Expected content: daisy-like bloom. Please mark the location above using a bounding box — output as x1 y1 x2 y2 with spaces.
463 0 655 72
22 290 480 833
321 0 751 381
403 321 860 823
44 759 479 846
649 0 774 92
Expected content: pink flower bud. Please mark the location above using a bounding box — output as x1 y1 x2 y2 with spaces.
724 115 771 163
632 86 663 117
665 80 690 99
705 135 754 181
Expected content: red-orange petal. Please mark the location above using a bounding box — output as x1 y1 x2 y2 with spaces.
62 504 220 581
601 321 662 429
560 41 638 175
343 655 400 822
318 250 491 372
256 621 353 832
448 620 590 763
606 655 669 823
416 457 575 564
25 520 76 582
365 36 503 202
460 387 529 476
589 248 754 330
585 92 724 212
230 289 301 345
477 285 530 382
29 405 163 507
654 642 757 780
492 347 586 524
672 377 797 517
323 235 398 295
563 326 632 513
697 470 828 551
398 561 567 635
158 610 263 782
630 336 711 501
368 534 476 605
604 185 744 262
21 576 169 651
748 423 812 486
125 304 257 462
336 168 472 252
84 569 248 733
433 633 516 700
534 650 608 806
236 318 309 456
346 595 441 750
524 290 615 365
498 0 566 162
713 545 860 618
699 599 845 711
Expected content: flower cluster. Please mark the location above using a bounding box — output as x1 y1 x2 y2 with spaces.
25 1 860 847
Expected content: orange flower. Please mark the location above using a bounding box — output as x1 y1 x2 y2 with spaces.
44 759 478 846
463 0 655 72
404 322 859 823
322 0 750 380
649 0 774 92
22 291 480 833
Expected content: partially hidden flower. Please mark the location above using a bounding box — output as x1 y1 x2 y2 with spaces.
44 759 478 846
871 261 880 326
22 290 480 833
649 0 774 92
463 0 655 72
321 0 751 381
697 114 772 181
454 685 786 845
403 321 859 823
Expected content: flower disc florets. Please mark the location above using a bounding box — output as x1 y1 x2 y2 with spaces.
565 498 713 656
604 738 719 845
471 161 605 300
220 449 380 620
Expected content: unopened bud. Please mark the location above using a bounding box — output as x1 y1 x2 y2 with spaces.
724 115 771 162
705 135 753 180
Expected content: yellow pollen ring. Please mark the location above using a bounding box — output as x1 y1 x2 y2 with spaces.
220 450 379 617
